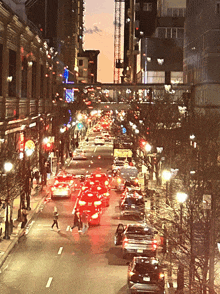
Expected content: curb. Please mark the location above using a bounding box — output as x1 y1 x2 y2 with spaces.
0 190 48 269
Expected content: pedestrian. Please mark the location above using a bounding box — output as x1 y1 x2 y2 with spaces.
71 209 82 232
51 211 60 231
21 207 28 229
81 211 89 234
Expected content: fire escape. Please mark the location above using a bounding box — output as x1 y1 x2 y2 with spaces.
113 0 125 84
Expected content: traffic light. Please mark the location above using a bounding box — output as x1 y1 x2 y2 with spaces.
140 139 147 148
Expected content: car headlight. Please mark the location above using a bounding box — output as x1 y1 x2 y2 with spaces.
91 213 99 219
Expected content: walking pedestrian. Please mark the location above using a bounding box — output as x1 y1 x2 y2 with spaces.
81 211 89 234
21 207 28 228
51 211 60 231
71 209 82 232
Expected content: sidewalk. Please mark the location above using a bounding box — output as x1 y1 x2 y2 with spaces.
0 179 52 269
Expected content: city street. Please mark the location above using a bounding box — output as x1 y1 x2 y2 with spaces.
0 138 137 294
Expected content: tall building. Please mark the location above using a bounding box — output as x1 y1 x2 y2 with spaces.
26 0 84 79
184 0 220 109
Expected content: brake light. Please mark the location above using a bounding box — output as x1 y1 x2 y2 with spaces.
97 186 102 190
91 213 99 219
152 239 157 250
123 237 128 247
159 273 165 280
82 186 87 191
94 201 102 206
78 200 86 206
105 192 110 197
90 181 94 185
54 180 58 185
96 174 101 177
105 180 109 186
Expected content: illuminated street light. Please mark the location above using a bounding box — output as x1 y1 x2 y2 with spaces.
145 143 151 152
176 192 188 204
3 161 13 239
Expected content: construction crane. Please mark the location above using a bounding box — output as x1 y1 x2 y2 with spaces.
113 0 125 84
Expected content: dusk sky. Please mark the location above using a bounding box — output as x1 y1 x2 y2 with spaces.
84 0 186 83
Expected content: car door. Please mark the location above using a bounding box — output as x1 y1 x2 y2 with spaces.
114 223 125 245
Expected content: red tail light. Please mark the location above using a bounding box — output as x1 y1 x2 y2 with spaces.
94 200 102 206
105 180 109 186
78 200 86 206
123 237 128 247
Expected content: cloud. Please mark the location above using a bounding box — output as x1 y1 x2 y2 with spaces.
84 25 102 35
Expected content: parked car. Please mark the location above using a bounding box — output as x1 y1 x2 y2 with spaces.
127 256 165 294
94 136 105 145
114 223 159 259
119 193 145 220
51 183 72 199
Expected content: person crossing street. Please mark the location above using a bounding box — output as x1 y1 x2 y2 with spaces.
51 210 60 231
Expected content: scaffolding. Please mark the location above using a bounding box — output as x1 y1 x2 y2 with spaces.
113 0 125 84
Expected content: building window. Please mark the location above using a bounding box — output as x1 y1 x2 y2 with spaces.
158 28 166 38
79 68 83 77
166 28 171 39
135 3 140 11
167 8 172 16
172 28 177 38
40 65 44 98
177 28 184 39
143 3 152 12
147 71 165 83
79 59 83 66
171 72 183 84
21 57 27 98
32 61 37 99
9 49 16 97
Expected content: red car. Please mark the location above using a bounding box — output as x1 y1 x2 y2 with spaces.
75 191 103 225
81 184 110 207
85 173 110 189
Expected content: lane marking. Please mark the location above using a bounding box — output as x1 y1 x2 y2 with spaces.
58 247 63 255
46 277 53 288
66 226 71 231
94 146 97 152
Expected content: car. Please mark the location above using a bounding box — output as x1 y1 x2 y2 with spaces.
94 136 105 145
119 194 145 220
54 171 76 191
127 257 165 294
86 173 110 189
82 184 110 207
114 223 159 259
75 191 103 225
72 149 87 160
51 183 72 199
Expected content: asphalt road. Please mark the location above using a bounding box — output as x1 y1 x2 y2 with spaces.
0 138 136 294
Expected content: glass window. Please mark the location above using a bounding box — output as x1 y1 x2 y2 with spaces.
9 49 16 97
177 28 184 39
158 28 166 39
179 8 183 17
79 59 83 66
147 71 165 83
171 72 183 84
167 8 172 16
143 3 152 12
167 28 171 39
173 9 178 17
32 61 37 99
135 3 140 11
21 57 27 98
172 28 177 38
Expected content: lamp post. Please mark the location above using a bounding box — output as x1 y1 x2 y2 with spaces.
3 161 13 240
162 170 172 205
176 191 188 292
25 148 34 210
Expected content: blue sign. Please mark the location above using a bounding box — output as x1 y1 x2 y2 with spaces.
122 127 127 134
63 68 69 80
77 123 83 130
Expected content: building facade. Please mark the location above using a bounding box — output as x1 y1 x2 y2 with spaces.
184 0 220 109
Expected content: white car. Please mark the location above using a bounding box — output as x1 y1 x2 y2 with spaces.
94 136 105 145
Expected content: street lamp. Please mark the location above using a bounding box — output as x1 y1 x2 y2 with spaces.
3 161 13 239
25 148 34 210
162 170 172 205
145 143 151 153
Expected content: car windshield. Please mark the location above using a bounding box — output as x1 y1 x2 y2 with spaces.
124 197 144 205
135 263 159 274
127 226 153 235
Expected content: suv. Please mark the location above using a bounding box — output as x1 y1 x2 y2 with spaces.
119 194 145 220
94 136 105 145
114 223 159 259
127 257 165 294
